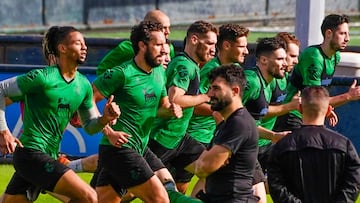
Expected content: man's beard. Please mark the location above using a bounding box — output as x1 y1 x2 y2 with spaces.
210 96 232 111
145 49 161 68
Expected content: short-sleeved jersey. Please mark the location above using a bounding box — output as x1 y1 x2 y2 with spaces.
261 74 288 131
17 65 93 158
187 57 220 144
206 108 258 201
285 45 340 119
243 67 275 147
150 53 200 149
96 39 176 76
93 60 167 155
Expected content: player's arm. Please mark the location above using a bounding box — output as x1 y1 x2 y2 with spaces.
168 86 209 108
0 77 24 154
185 145 231 178
90 84 130 147
78 84 120 135
263 91 301 119
157 96 182 118
330 80 360 107
257 126 290 143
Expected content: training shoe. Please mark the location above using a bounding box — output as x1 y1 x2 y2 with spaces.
26 186 41 202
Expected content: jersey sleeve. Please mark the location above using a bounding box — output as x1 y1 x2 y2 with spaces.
96 40 134 76
299 51 324 86
242 71 260 105
78 80 94 111
166 63 194 92
93 67 125 98
16 69 47 94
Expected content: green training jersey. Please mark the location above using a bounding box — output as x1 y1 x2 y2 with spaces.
285 45 340 119
93 60 167 155
17 65 93 158
261 73 288 131
150 53 200 149
97 39 176 76
187 57 220 144
243 67 275 147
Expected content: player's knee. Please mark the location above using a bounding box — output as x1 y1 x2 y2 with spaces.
74 187 97 203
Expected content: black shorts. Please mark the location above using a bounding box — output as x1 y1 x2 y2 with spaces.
258 143 274 174
5 147 69 195
273 113 302 132
252 159 266 185
148 134 205 183
96 145 165 196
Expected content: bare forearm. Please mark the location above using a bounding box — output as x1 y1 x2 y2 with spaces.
330 93 351 108
173 94 209 108
193 102 212 116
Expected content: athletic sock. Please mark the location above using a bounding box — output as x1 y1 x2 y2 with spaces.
67 159 83 172
167 190 204 203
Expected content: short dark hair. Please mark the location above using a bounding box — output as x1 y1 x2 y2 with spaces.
321 14 349 37
130 21 163 54
209 64 247 96
217 24 249 49
186 20 218 40
255 37 286 59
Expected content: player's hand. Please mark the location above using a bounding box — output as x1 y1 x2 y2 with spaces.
103 125 131 148
288 91 301 111
102 95 120 125
0 129 23 155
272 131 291 143
326 106 338 127
212 111 224 125
69 112 82 128
170 103 182 118
347 80 360 101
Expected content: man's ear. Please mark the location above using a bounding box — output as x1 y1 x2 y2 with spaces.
190 34 198 45
232 85 240 96
138 41 146 51
58 44 66 54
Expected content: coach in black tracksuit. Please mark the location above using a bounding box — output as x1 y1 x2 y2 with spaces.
267 86 360 203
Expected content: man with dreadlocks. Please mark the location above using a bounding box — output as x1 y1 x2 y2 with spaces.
0 25 120 203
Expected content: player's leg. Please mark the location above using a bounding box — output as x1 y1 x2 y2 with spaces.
176 134 206 194
252 160 267 203
96 145 169 203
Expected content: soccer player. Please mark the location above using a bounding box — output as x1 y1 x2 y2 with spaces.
275 14 360 131
96 9 175 76
0 26 120 203
187 64 260 202
148 20 217 194
268 86 360 202
187 23 249 146
93 21 181 203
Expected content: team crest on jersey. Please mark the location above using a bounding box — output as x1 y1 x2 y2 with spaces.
143 88 157 102
104 69 114 79
57 98 71 118
26 70 40 80
178 66 189 78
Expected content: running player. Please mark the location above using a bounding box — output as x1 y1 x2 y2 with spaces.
0 25 120 203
